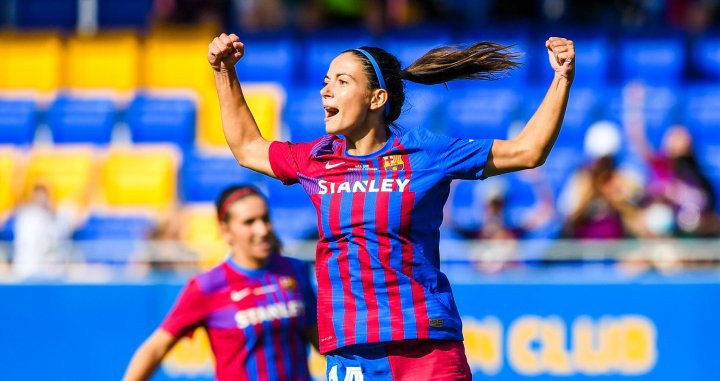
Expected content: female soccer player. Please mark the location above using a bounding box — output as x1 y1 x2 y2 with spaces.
123 185 318 381
208 33 574 380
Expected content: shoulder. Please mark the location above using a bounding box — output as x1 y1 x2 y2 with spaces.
193 263 229 295
277 135 344 159
274 255 311 277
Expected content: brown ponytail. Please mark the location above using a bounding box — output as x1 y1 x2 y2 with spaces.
345 42 520 126
402 42 520 85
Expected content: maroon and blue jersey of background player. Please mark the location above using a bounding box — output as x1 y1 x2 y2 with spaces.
160 254 317 381
269 127 493 353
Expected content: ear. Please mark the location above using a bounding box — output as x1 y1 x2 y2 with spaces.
218 222 232 243
369 89 388 112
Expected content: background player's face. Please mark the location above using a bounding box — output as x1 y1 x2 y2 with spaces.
320 52 373 136
220 195 274 264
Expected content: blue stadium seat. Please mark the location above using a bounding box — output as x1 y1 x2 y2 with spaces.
72 214 154 264
302 30 375 84
266 181 317 241
15 0 77 28
48 95 116 144
445 87 520 140
0 98 37 145
692 36 720 80
179 150 262 203
619 37 685 84
395 82 449 132
283 86 325 142
686 85 720 170
126 94 196 146
0 215 14 241
235 36 297 84
97 0 152 28
381 26 452 67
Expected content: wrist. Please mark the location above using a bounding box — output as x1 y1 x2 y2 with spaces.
554 71 574 85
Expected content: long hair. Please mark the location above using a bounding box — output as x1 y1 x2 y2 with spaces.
344 42 520 125
215 184 265 223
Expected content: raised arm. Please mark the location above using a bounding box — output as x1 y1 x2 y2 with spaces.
209 33 275 177
484 37 575 177
122 329 179 381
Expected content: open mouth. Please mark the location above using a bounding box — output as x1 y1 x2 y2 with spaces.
324 106 339 121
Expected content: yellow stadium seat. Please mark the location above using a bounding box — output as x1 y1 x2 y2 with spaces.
142 29 216 89
0 33 61 91
197 84 284 147
100 146 178 210
0 149 18 215
65 32 140 91
180 204 227 269
23 146 95 207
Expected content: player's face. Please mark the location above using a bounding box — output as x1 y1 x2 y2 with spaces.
320 52 373 135
220 195 274 263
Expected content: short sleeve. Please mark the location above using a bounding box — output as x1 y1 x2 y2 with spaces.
160 279 208 338
432 134 494 180
268 141 301 185
291 259 317 327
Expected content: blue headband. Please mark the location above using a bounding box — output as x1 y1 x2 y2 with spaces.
353 48 390 117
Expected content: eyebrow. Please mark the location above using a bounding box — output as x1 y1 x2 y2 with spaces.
324 73 356 81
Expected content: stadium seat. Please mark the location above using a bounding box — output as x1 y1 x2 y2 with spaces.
685 85 720 169
235 36 297 84
619 37 685 84
99 146 178 210
14 0 77 29
0 149 17 216
0 215 15 241
692 36 720 80
395 82 449 132
180 204 227 269
265 181 317 242
197 84 284 146
23 147 95 207
127 93 196 146
97 0 153 28
142 28 216 89
72 214 155 263
283 86 326 142
445 87 520 140
381 26 452 67
65 32 140 91
48 94 116 144
0 97 37 145
0 33 61 91
302 29 375 84
179 150 262 203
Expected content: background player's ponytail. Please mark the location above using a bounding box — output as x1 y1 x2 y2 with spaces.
346 43 519 126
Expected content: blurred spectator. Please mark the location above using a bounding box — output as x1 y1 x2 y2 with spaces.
12 184 76 279
559 121 649 239
624 82 719 238
153 0 230 26
138 208 198 275
296 0 384 32
233 0 289 32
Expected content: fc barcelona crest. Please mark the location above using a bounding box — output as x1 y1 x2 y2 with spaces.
382 155 405 171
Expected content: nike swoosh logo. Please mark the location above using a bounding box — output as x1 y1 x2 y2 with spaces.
325 161 344 169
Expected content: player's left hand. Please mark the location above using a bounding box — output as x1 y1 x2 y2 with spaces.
546 37 575 82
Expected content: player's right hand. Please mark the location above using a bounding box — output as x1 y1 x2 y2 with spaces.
208 33 244 73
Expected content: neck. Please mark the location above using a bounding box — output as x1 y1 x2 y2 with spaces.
230 250 268 270
345 120 389 156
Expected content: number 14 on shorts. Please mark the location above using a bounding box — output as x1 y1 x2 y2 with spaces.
328 365 364 381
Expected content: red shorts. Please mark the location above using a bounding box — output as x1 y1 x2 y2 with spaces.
326 339 472 381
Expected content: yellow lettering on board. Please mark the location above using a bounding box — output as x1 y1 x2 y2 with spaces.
462 316 503 375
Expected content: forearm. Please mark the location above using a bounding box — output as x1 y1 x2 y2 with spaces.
515 74 572 166
122 343 165 381
214 68 267 164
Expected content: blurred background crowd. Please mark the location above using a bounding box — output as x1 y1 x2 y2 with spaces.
1 0 720 281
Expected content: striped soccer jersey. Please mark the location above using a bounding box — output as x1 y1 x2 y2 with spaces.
160 254 317 381
269 127 493 353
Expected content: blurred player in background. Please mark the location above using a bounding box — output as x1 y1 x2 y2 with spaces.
209 33 574 379
123 185 318 381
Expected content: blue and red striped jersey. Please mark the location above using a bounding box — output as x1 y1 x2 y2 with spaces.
269 127 493 353
160 254 317 381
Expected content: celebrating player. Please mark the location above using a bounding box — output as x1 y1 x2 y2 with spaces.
209 33 574 379
123 185 318 381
